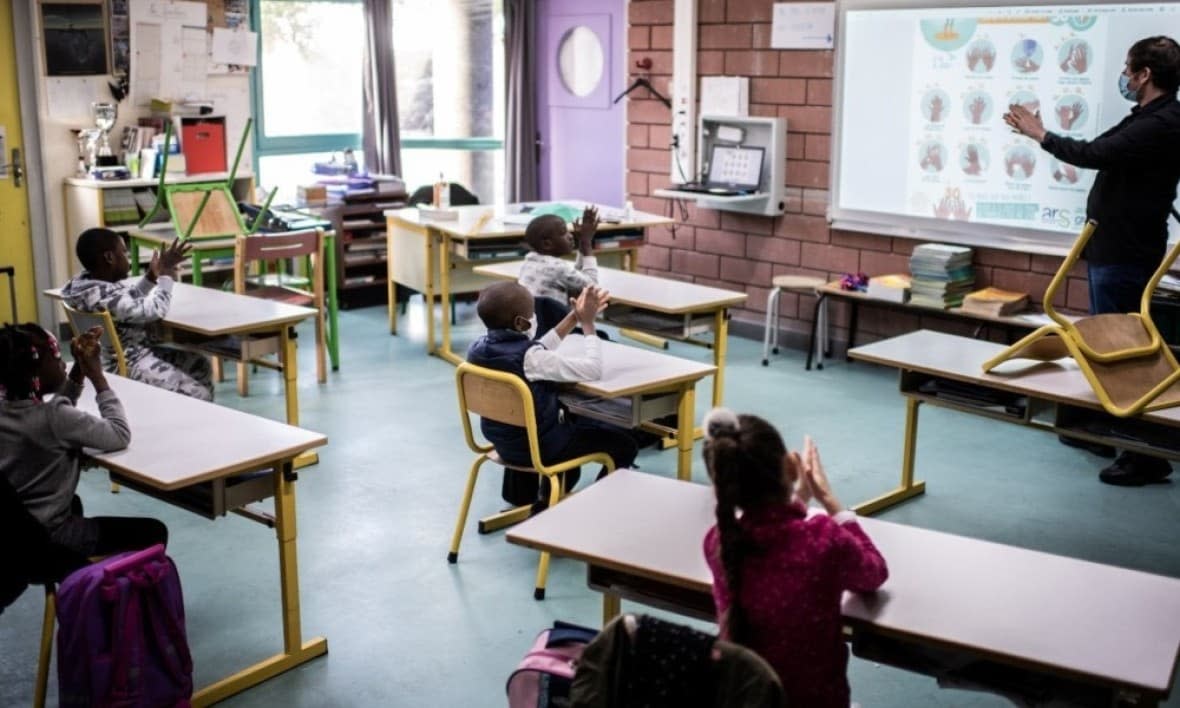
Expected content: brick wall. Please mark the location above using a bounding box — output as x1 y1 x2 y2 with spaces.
626 0 1089 347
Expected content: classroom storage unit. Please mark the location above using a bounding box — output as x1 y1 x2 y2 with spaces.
64 174 255 235
315 190 408 308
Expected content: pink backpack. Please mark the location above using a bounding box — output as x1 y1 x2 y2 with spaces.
507 621 598 708
55 544 193 707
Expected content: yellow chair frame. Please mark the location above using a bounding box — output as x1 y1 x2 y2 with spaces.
61 305 125 494
982 219 1180 417
449 362 615 600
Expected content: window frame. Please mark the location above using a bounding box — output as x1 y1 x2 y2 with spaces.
250 0 505 175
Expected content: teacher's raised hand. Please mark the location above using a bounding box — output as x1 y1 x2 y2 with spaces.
1003 104 1047 143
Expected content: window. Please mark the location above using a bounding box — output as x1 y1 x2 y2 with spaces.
252 0 504 204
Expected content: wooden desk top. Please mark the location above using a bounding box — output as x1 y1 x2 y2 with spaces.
508 470 1180 695
473 261 747 314
129 227 334 250
75 375 326 490
47 282 316 337
385 202 671 241
817 281 1053 328
558 335 716 398
849 330 1180 426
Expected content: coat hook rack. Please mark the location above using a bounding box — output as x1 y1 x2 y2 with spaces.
613 59 670 108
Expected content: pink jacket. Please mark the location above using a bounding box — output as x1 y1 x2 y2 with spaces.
704 502 887 708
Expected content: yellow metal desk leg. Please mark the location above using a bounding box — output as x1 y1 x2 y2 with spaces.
279 327 318 468
712 309 729 407
387 225 398 335
676 384 696 481
603 592 621 625
424 229 436 355
191 461 327 706
437 233 461 365
853 397 926 515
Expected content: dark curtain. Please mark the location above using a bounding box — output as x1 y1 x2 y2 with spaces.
505 0 538 202
362 0 402 176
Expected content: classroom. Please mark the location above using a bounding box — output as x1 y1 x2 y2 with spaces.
3 0 1180 705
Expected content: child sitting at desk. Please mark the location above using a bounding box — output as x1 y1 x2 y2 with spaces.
0 323 168 558
61 227 214 402
519 207 600 329
467 281 637 506
701 409 888 708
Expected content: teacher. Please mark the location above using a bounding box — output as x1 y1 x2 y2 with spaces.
1004 36 1180 487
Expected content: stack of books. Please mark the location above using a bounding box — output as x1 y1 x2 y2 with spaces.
909 243 975 308
960 287 1030 316
866 274 912 303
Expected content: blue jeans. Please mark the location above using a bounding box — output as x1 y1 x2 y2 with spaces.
1087 262 1155 315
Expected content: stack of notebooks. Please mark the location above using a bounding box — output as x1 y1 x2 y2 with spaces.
960 287 1030 316
908 243 975 308
866 274 912 303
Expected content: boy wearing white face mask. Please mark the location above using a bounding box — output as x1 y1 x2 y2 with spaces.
1003 35 1180 486
467 282 639 506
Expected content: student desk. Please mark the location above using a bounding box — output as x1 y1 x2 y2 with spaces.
77 375 328 706
127 227 341 372
508 470 1180 707
384 203 671 364
557 335 716 480
46 282 315 431
848 329 1180 515
473 261 747 409
808 281 1048 371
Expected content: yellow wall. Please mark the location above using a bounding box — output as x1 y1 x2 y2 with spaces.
0 1 36 323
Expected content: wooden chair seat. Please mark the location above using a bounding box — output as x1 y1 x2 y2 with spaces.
244 284 315 308
1073 314 1154 355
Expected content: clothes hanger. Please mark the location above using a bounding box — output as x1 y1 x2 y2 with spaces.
613 58 671 108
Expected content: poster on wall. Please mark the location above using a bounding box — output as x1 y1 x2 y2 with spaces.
42 2 110 76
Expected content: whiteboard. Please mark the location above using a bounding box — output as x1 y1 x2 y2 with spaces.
830 0 1180 255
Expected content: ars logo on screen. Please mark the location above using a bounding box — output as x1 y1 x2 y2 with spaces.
1041 207 1085 230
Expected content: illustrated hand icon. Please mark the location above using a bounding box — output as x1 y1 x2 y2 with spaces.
963 145 982 175
1053 163 1079 184
920 145 943 172
929 95 944 123
1057 101 1083 130
933 193 972 220
1005 151 1035 179
981 47 995 70
969 96 987 124
1060 44 1087 74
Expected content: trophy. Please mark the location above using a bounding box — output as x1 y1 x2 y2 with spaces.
91 102 118 167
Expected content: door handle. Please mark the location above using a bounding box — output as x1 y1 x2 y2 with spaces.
0 148 23 188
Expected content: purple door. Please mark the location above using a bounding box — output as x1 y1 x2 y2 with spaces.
535 0 625 205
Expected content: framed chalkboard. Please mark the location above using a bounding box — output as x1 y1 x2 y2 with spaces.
41 1 109 76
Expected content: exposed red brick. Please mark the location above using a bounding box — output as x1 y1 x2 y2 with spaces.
695 228 744 255
727 0 774 22
747 235 801 265
721 211 774 236
648 124 671 149
990 270 1063 308
631 196 666 216
778 105 833 134
776 214 830 243
649 224 694 249
784 188 804 213
631 1 673 25
749 103 779 118
699 0 726 23
701 24 753 49
650 25 673 50
643 50 674 75
684 203 721 229
626 148 669 173
832 230 890 252
629 99 671 125
750 78 807 105
751 24 774 49
671 250 720 279
804 133 830 162
627 124 648 149
1066 276 1090 311
697 51 726 74
892 239 917 255
801 243 860 274
748 285 784 315
629 26 650 51
859 251 911 276
779 50 834 78
975 248 1030 270
1030 253 1081 276
638 244 671 271
802 188 829 216
786 133 806 160
627 171 649 197
725 50 781 76
806 79 833 106
721 256 772 284
786 160 829 189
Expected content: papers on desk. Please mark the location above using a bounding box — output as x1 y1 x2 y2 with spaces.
500 212 534 226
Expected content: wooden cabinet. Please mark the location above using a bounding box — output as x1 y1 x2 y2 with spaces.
64 174 255 236
314 190 407 308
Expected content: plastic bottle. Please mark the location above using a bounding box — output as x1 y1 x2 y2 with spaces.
438 173 450 208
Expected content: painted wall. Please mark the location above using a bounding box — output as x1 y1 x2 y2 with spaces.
0 0 36 322
625 0 1090 347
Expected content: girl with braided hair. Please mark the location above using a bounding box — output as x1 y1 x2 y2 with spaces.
701 408 888 708
0 323 167 559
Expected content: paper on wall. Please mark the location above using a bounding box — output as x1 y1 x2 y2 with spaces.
211 28 257 67
180 27 208 99
45 77 103 122
771 2 835 50
129 0 210 104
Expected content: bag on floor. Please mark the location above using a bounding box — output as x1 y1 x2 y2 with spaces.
507 621 598 708
55 544 193 707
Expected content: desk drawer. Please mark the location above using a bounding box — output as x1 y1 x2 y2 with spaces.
562 391 679 429
110 469 274 520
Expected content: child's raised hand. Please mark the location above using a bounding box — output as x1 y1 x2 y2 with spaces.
574 205 599 253
788 449 812 506
157 239 191 280
574 286 610 327
70 327 106 382
802 436 843 516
